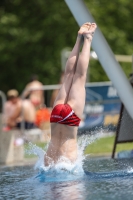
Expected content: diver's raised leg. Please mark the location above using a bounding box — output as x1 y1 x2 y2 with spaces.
67 23 97 118
53 23 91 107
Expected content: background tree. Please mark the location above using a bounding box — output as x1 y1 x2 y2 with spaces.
0 0 132 94
86 0 133 82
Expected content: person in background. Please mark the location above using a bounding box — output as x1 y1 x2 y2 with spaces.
3 89 19 131
3 89 36 131
23 75 52 132
35 106 51 130
22 74 44 110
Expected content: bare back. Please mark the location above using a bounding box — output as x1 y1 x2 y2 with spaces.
45 123 78 165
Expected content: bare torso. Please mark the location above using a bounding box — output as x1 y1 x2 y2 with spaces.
22 100 36 122
5 99 36 127
45 123 78 165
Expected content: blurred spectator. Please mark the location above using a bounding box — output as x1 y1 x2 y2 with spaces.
22 74 44 110
35 106 51 130
50 71 64 107
3 89 36 131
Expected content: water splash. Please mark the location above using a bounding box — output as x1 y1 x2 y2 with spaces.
127 166 133 173
26 130 102 181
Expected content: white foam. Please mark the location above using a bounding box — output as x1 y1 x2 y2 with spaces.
26 130 102 176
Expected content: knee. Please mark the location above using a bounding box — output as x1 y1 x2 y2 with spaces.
64 71 74 80
75 71 86 79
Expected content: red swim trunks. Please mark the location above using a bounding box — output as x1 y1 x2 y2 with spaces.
50 104 81 126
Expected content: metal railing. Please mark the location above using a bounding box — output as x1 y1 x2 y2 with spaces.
0 91 6 131
20 82 121 133
0 84 121 134
0 90 6 113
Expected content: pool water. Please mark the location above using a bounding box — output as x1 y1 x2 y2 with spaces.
1 133 133 200
0 158 133 200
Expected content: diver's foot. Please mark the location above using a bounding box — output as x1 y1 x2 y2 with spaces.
78 22 91 37
83 23 97 40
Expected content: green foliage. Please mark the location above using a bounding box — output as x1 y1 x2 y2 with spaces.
0 0 78 92
85 0 133 82
0 0 133 94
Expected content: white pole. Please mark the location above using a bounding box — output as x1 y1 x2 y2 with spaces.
65 0 133 119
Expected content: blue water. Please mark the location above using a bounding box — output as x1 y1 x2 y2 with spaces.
1 158 133 200
1 134 133 200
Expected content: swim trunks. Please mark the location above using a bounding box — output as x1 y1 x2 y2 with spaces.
50 104 81 126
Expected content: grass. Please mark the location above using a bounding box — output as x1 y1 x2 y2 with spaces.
85 135 133 156
24 135 133 158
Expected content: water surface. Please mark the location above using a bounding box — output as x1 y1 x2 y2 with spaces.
1 133 133 200
1 158 133 200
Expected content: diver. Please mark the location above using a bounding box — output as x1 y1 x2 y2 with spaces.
45 22 97 166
